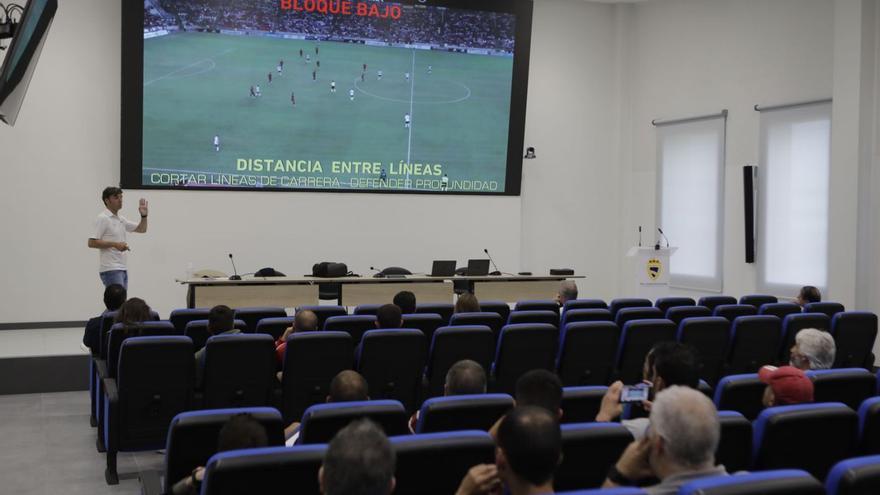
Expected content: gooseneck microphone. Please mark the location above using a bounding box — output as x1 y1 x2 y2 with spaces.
484 248 502 276
638 226 642 247
369 266 385 278
657 228 670 249
228 253 242 280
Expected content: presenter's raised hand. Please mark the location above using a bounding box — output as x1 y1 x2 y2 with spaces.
138 198 149 217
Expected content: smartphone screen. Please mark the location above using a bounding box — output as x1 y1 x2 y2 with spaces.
620 384 650 403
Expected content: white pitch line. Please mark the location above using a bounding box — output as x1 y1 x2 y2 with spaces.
405 49 415 187
144 48 234 86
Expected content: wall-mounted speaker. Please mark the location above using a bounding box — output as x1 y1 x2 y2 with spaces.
743 165 756 263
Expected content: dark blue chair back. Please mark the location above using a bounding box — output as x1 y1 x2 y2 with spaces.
560 386 607 423
740 294 779 308
415 394 513 433
492 323 558 395
514 299 559 314
665 305 712 325
759 302 802 320
555 423 633 491
833 312 878 369
698 295 738 312
280 331 353 423
752 402 858 479
713 304 758 321
169 308 211 335
677 316 730 385
826 455 880 495
713 373 766 421
608 298 652 318
401 313 444 344
563 299 608 312
860 397 880 455
323 314 377 344
807 368 877 410
233 307 287 333
353 303 382 316
678 469 824 495
614 307 664 328
557 322 620 386
416 303 454 325
479 300 512 322
201 445 326 495
561 308 613 326
163 407 284 494
717 410 752 473
108 321 178 378
804 302 846 320
357 329 426 411
391 431 495 495
425 326 495 398
654 296 696 314
203 334 276 409
508 309 559 327
725 315 781 375
297 400 409 444
449 312 505 341
615 319 677 383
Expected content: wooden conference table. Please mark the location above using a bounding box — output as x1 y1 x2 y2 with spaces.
179 274 583 308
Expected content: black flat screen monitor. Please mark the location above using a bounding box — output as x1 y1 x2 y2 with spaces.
466 259 490 276
122 0 532 195
430 260 456 277
0 0 58 125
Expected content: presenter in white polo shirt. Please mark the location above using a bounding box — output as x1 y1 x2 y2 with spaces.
88 186 149 289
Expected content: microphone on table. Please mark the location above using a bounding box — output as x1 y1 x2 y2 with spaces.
638 226 642 247
658 228 670 248
228 253 242 280
484 248 502 276
370 266 385 278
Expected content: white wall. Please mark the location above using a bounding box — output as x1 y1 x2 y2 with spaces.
620 0 836 301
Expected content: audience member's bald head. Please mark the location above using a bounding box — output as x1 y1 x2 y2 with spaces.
328 370 369 402
445 360 487 395
496 406 561 487
295 309 319 332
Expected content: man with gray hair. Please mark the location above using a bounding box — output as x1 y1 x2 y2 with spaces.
555 280 578 306
320 419 396 495
602 386 727 494
790 328 836 370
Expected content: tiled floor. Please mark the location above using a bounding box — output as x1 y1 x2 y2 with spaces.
0 391 161 495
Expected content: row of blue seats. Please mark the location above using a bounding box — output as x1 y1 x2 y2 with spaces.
154 404 880 494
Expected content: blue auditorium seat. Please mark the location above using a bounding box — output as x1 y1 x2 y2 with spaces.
415 394 513 433
739 294 779 308
449 312 505 341
479 300 512 322
562 298 608 312
280 331 353 423
717 410 752 473
555 422 633 491
184 319 248 352
654 296 696 314
390 431 495 495
353 303 382 316
826 455 880 495
832 312 878 369
807 368 876 410
357 329 426 411
608 298 652 318
676 316 730 385
514 299 560 314
555 489 646 495
508 309 559 327
557 322 620 386
724 315 781 375
614 307 664 328
713 304 758 322
295 304 347 329
424 326 495 398
168 307 211 334
201 444 326 495
804 301 846 320
233 306 287 333
201 333 276 409
323 314 377 344
713 373 766 421
698 295 738 312
752 402 859 479
491 323 558 395
858 397 880 455
665 305 712 325
678 469 824 495
253 316 294 340
615 319 677 384
561 308 613 326
297 400 409 444
416 302 455 325
560 386 607 423
401 313 445 344
759 302 803 320
163 407 284 494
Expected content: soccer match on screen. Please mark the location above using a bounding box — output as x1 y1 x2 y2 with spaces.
140 0 518 193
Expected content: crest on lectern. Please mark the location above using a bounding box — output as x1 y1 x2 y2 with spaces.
646 258 662 280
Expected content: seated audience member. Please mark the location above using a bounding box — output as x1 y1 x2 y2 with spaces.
409 359 487 431
194 305 240 387
285 370 369 445
759 365 814 408
457 406 561 495
376 303 403 329
789 328 836 370
393 290 417 315
597 342 700 440
555 280 578 307
602 386 726 494
83 283 126 353
115 297 153 328
455 292 481 313
795 285 821 307
320 419 396 495
172 413 269 495
516 369 563 418
274 309 319 366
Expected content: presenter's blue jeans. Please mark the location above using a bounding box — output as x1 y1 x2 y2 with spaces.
100 270 128 290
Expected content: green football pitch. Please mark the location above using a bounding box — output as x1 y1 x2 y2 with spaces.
142 32 514 192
